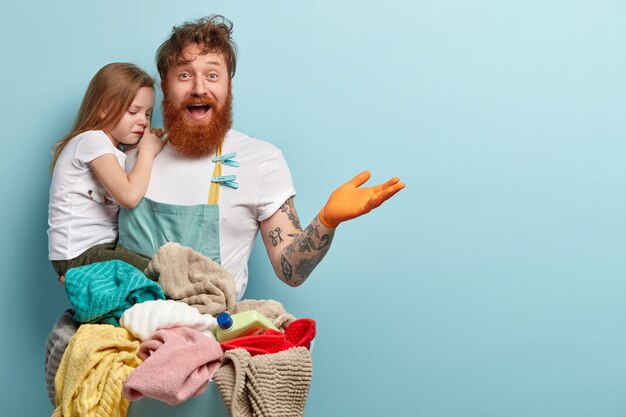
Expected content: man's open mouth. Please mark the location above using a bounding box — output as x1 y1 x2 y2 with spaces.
187 104 211 119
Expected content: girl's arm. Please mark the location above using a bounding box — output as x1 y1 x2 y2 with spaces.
89 131 163 209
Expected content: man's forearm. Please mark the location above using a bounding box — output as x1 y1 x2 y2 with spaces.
277 215 335 286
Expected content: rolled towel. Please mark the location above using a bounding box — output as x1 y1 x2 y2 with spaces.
44 309 80 405
234 299 296 331
123 327 224 405
145 242 236 315
120 299 217 341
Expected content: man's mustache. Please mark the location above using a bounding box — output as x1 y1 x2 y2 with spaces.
180 96 219 108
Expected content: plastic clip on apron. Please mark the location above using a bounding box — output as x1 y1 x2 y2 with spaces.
118 148 239 264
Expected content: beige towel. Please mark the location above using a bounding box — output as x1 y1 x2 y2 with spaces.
214 347 313 417
52 324 141 417
234 299 296 331
145 242 236 315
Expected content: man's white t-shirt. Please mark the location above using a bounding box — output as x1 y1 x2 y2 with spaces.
48 130 126 260
124 129 296 297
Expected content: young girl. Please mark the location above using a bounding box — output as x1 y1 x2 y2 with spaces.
47 63 164 281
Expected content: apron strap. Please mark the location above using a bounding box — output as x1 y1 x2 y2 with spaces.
208 147 223 204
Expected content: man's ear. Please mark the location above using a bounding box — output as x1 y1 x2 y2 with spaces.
160 80 167 95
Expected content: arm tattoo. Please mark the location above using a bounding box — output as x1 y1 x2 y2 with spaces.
279 197 302 230
280 255 293 281
268 227 284 247
296 252 327 279
298 224 317 253
280 216 335 284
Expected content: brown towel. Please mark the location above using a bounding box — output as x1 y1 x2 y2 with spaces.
214 347 313 417
145 242 236 315
234 299 296 331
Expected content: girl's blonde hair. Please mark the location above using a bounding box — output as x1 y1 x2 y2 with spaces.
50 63 155 174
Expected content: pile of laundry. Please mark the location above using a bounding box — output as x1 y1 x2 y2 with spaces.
44 242 316 417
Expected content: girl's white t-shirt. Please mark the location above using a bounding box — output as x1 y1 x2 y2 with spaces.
48 130 126 260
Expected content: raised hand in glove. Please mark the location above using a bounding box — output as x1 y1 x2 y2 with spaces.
318 171 405 229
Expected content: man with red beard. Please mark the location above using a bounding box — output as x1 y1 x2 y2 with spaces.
119 15 404 299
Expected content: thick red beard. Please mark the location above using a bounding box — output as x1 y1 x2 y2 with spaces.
162 91 233 159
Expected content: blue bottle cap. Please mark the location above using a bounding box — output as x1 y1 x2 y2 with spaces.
217 312 233 330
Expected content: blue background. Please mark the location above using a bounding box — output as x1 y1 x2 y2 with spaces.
2 1 626 416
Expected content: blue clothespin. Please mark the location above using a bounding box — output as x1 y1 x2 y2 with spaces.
212 152 240 167
212 175 239 189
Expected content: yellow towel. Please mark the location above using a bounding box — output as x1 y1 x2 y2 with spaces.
52 324 141 417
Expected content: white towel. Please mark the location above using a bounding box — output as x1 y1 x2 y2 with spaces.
120 299 217 341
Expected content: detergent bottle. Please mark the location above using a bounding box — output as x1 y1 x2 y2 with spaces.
214 310 279 342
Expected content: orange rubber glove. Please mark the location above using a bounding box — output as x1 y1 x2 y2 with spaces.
318 171 405 229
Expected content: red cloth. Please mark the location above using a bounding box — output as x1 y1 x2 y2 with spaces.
285 318 316 349
220 318 316 355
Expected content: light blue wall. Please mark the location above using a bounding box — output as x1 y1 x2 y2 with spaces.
3 1 626 416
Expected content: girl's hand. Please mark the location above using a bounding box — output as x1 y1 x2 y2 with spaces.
150 127 167 139
137 127 166 157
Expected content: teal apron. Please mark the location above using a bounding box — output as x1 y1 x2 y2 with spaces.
118 148 239 264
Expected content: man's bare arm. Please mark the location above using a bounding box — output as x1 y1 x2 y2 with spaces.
260 172 404 286
260 197 335 287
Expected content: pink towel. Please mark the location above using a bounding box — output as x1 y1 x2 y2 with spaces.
123 327 223 405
